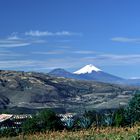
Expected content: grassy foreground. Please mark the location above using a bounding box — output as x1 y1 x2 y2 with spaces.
0 126 140 140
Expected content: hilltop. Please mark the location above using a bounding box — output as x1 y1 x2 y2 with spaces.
0 70 137 113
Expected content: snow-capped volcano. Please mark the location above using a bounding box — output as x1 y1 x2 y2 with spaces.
73 64 101 74
49 64 123 84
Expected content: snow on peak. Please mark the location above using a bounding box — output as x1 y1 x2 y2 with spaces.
73 64 102 74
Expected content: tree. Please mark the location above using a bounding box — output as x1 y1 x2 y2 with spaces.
125 93 140 125
37 109 63 131
22 115 40 134
22 109 63 134
113 108 125 127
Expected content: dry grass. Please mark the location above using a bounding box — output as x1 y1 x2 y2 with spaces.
0 126 140 140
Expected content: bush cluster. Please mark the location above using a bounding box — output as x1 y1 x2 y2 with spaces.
22 109 64 134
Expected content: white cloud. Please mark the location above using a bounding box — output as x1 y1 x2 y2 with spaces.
0 60 35 69
32 50 65 55
1 53 140 72
130 77 140 79
74 50 96 54
0 37 45 48
0 30 80 48
32 50 96 55
0 41 31 48
82 54 140 66
8 34 20 40
0 60 69 71
25 30 81 37
111 37 140 43
99 54 140 59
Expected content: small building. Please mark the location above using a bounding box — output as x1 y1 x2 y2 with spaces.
0 114 14 129
0 114 32 130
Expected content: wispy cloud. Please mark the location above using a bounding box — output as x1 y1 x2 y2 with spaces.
32 50 66 55
81 54 140 66
0 41 31 48
0 50 25 57
1 53 140 72
32 50 97 55
0 36 45 48
130 77 140 79
45 54 140 69
74 50 97 54
0 30 80 48
8 35 20 40
0 60 70 71
111 37 140 43
0 60 38 69
25 30 81 37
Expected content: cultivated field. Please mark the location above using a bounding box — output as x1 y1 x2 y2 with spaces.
1 126 140 140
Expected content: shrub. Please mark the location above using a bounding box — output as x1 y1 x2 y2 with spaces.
22 115 40 134
37 109 63 131
125 93 140 125
113 108 125 127
22 109 63 134
0 128 17 137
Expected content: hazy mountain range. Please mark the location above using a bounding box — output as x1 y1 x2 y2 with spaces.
49 64 140 86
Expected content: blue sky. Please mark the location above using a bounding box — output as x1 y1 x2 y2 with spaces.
0 0 140 78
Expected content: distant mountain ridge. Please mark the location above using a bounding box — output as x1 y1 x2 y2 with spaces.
49 68 78 79
49 64 124 84
49 64 140 86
